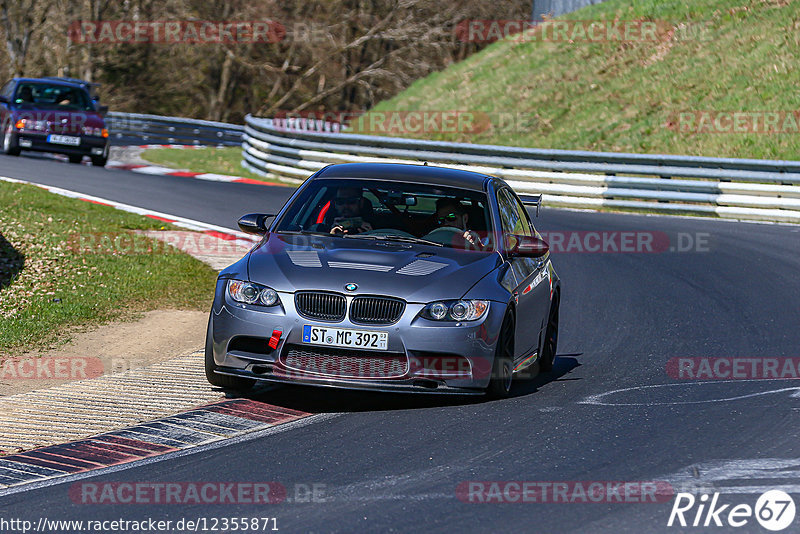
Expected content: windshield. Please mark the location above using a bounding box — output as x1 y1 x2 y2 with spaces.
13 82 94 111
275 178 495 251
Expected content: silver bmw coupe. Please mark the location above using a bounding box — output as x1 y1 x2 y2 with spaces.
205 163 560 398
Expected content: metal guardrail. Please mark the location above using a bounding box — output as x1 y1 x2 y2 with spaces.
106 112 244 146
241 115 800 224
103 110 800 224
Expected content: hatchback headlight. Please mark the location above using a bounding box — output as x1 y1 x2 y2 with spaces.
420 300 489 322
227 280 280 307
82 126 104 137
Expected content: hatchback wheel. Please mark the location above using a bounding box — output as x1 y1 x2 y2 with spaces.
2 124 20 156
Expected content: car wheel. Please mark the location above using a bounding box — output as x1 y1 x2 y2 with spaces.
539 295 559 372
91 155 107 167
68 154 83 164
486 312 515 399
2 124 20 156
204 316 255 392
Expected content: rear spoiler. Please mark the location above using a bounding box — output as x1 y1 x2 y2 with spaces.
518 194 542 217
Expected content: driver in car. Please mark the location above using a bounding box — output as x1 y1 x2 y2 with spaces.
329 187 374 235
435 198 485 248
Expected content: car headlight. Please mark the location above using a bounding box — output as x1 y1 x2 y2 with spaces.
82 126 104 136
420 300 489 322
227 279 280 307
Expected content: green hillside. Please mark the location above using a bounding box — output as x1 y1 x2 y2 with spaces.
370 0 800 160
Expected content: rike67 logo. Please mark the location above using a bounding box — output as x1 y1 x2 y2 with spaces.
668 490 796 531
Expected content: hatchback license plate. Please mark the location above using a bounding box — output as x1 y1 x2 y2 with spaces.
47 134 81 146
302 325 388 351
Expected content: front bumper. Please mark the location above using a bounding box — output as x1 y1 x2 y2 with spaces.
15 131 108 157
209 280 506 394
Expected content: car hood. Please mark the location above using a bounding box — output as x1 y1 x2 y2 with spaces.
246 233 502 302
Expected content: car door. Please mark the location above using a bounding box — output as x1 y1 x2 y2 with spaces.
496 187 551 364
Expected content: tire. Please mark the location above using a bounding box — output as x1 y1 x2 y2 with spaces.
204 316 255 392
91 155 107 167
486 312 515 399
68 154 83 164
539 296 559 372
2 124 20 156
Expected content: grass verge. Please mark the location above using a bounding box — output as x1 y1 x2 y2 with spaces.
0 181 217 356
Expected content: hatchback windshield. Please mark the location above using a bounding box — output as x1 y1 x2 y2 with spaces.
275 179 495 251
13 83 94 111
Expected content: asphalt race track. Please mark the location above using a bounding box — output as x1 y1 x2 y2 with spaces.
1 153 799 533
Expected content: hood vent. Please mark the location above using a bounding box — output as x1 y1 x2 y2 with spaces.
396 259 447 276
287 250 322 267
328 261 393 272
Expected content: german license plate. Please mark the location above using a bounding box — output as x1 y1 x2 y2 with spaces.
302 325 388 351
47 134 80 146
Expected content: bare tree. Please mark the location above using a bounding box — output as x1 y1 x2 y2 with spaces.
1 0 530 120
0 0 48 76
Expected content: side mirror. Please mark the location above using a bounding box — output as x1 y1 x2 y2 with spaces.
507 235 549 258
97 105 109 117
238 213 274 235
0 95 8 104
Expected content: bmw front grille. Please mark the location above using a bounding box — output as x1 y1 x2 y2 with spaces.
294 292 406 325
295 291 347 322
350 296 405 325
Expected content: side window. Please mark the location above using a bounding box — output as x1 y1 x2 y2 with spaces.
497 188 520 236
498 188 537 280
497 188 532 236
509 192 534 238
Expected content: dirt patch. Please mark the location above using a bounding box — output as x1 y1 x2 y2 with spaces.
0 309 208 397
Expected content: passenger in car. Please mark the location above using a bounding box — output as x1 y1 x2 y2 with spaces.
434 198 486 249
329 187 375 235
